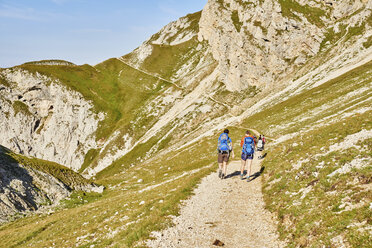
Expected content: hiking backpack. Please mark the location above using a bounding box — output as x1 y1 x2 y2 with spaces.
218 133 231 152
242 136 254 155
257 139 263 149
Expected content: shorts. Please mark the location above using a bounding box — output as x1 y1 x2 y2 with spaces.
218 152 230 163
241 153 254 161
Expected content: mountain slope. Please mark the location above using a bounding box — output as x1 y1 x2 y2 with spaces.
0 145 102 224
0 0 371 247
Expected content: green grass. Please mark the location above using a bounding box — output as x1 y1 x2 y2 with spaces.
165 11 201 44
0 73 11 87
0 146 94 190
231 10 243 33
319 25 347 52
16 58 174 171
240 60 372 138
79 148 101 173
147 11 201 44
18 59 169 142
277 0 326 27
363 36 372 49
0 131 219 247
235 60 372 247
23 59 76 66
140 37 203 80
12 101 32 116
253 20 267 35
212 81 261 108
262 111 371 247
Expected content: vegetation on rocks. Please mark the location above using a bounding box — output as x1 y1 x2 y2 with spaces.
12 101 32 116
277 0 327 27
253 62 372 247
231 10 243 32
1 146 94 190
1 1 371 247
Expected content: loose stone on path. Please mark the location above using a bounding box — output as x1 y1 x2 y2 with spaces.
146 157 285 248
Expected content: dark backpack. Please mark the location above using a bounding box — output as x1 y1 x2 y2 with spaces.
218 133 230 152
242 136 254 155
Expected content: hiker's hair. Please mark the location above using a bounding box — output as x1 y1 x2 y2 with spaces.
245 130 250 135
224 129 229 134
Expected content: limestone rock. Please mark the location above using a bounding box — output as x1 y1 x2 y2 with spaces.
0 68 102 171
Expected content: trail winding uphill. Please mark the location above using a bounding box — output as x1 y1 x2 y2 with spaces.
146 157 285 248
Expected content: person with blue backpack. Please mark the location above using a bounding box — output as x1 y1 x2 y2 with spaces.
240 130 256 181
217 129 234 179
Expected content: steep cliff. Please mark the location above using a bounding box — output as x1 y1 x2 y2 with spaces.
199 0 371 91
0 0 371 246
0 145 103 223
0 66 102 171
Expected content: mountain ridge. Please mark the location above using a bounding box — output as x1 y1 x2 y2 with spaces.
0 0 371 247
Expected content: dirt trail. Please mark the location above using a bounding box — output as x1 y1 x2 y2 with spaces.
146 157 285 248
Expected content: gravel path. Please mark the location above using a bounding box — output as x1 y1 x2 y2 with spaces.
146 157 285 248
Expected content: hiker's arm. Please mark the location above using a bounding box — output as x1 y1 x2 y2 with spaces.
231 142 235 158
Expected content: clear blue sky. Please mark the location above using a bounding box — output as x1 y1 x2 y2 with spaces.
0 0 207 68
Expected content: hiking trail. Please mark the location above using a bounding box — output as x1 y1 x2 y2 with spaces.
116 57 232 111
146 157 286 248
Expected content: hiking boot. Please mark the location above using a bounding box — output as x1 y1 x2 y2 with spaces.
221 173 225 179
240 174 244 180
247 175 251 182
218 170 222 178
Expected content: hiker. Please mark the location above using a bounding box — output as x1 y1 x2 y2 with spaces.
217 129 234 179
240 130 255 181
257 135 264 159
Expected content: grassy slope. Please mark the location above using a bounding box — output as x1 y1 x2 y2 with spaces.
0 12 223 247
16 59 173 173
240 61 372 247
1 5 370 247
18 59 170 141
277 0 327 27
0 135 218 247
1 61 370 247
0 146 94 191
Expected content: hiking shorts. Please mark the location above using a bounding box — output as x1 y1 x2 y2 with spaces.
241 153 254 161
218 152 230 163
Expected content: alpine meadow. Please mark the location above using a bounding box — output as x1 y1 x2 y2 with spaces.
0 0 371 247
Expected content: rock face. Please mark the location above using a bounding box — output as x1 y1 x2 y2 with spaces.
0 145 101 223
198 0 371 91
0 68 103 171
1 0 371 181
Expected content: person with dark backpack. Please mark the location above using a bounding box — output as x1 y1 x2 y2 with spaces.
240 130 255 181
217 129 234 179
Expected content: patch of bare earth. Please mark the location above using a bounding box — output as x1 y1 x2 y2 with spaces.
146 158 285 247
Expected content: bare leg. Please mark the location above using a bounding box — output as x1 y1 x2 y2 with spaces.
240 159 246 175
223 161 228 178
218 162 223 171
247 159 253 178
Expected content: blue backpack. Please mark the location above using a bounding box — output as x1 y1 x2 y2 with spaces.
242 136 254 155
218 133 231 152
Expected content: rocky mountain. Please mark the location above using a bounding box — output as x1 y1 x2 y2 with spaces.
0 0 371 247
0 145 103 224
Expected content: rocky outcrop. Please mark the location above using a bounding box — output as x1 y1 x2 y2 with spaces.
122 11 202 68
0 145 103 223
0 68 103 171
198 0 371 91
